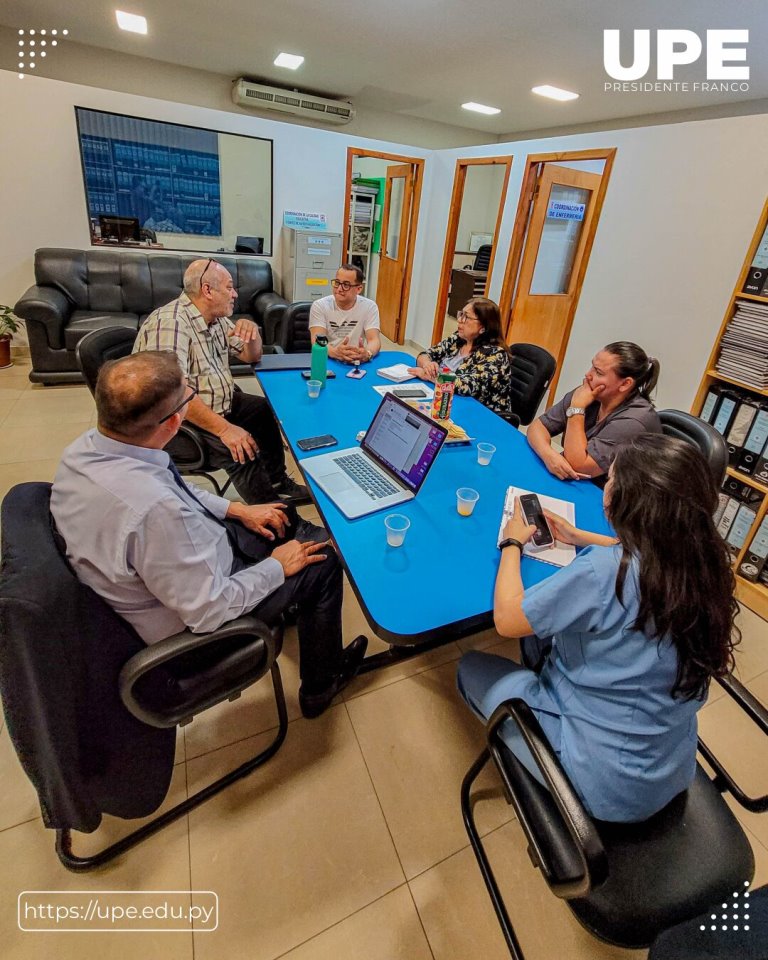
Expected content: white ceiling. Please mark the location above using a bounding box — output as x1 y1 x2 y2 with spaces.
2 0 767 135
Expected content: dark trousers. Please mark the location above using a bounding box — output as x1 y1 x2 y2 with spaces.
199 390 287 504
225 508 344 691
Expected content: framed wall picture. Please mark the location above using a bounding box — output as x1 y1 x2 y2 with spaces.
469 231 493 252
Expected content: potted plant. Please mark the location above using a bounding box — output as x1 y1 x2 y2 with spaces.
0 304 21 369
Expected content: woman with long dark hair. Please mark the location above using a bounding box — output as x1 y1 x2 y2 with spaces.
458 433 739 823
527 340 661 483
409 297 512 414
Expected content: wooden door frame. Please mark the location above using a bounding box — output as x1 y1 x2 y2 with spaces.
342 148 425 343
430 156 512 345
498 148 617 397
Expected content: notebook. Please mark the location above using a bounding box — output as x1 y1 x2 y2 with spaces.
498 486 577 567
301 393 449 519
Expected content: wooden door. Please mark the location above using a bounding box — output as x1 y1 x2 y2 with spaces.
506 164 602 401
376 163 414 341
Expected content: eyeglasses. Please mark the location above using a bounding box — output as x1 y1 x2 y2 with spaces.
158 385 199 424
457 310 479 323
331 279 361 291
199 259 217 286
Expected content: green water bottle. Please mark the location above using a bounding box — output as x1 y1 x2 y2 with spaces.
311 334 328 387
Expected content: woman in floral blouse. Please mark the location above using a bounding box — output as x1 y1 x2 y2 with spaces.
408 298 512 415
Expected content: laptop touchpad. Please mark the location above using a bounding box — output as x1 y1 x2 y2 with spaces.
324 473 356 493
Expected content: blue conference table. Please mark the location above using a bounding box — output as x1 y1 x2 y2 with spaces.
255 350 612 656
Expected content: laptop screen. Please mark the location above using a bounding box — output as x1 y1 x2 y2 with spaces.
361 394 448 493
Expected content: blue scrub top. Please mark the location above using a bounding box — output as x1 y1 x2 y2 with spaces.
514 545 700 822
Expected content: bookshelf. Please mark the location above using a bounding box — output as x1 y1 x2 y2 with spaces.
347 184 379 295
693 197 768 620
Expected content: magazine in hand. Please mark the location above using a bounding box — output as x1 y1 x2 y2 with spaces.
498 486 577 567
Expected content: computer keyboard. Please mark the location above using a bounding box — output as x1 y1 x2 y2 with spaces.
336 454 398 499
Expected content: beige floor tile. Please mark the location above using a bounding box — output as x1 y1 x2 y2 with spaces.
456 624 506 653
346 659 516 879
0 766 192 960
6 387 95 425
0 399 18 426
0 458 59 502
188 706 404 960
410 822 645 960
0 385 27 402
0 724 42 832
183 627 303 761
0 420 90 465
732 603 768 684
277 885 433 960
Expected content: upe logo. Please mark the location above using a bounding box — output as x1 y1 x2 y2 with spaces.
603 29 750 94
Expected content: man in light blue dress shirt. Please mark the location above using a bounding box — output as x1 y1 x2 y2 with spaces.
51 351 367 718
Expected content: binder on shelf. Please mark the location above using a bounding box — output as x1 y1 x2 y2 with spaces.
713 491 731 527
753 435 768 486
699 384 723 424
725 502 758 557
711 389 741 436
716 497 740 539
738 515 768 582
721 475 763 508
742 266 768 295
726 399 760 465
736 405 768 475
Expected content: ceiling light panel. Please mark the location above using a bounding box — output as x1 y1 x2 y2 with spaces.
115 11 148 34
531 85 579 101
461 102 500 115
274 52 304 69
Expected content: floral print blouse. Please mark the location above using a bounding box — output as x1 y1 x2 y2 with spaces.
423 334 512 415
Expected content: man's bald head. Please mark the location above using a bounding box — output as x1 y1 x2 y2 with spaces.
183 258 230 296
96 351 184 441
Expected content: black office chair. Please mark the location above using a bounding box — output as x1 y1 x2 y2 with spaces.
277 301 313 353
235 236 264 254
471 244 493 272
0 482 287 871
462 681 768 959
504 343 556 428
76 326 232 497
659 409 728 485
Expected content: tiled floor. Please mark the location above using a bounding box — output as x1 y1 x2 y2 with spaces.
1 354 767 960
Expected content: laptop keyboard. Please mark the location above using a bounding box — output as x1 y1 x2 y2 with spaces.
336 454 399 499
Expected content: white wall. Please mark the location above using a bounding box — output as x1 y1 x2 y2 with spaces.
412 116 768 412
0 69 431 316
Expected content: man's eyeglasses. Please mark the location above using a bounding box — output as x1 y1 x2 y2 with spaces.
331 279 361 291
457 310 478 323
199 259 217 287
158 386 199 425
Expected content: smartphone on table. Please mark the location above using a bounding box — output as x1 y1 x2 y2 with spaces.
301 370 336 379
519 494 555 549
297 434 338 452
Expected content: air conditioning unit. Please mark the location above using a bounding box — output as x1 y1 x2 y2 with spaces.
232 79 355 125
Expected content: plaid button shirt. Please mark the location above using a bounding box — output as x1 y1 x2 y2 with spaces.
134 294 244 415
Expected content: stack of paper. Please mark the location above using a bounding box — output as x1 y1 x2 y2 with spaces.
716 300 768 388
377 363 416 383
497 487 577 567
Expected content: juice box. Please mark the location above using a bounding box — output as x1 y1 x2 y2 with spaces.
431 368 456 420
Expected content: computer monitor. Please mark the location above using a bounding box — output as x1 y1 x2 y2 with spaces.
99 215 141 242
235 236 264 254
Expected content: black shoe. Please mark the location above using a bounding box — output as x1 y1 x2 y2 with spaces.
299 635 369 719
273 475 312 506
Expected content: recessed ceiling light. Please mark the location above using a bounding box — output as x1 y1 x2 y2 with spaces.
531 85 579 102
116 11 148 34
461 102 500 116
274 52 304 70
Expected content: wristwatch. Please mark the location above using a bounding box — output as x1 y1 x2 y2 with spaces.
364 347 373 362
498 537 524 553
566 406 586 418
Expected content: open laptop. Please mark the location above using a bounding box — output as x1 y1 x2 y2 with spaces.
301 393 449 519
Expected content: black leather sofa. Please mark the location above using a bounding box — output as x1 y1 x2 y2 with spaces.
14 248 289 384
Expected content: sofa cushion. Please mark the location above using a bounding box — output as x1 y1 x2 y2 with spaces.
64 312 140 351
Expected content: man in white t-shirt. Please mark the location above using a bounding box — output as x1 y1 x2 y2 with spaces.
309 264 382 363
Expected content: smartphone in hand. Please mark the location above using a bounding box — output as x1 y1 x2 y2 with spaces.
519 494 555 548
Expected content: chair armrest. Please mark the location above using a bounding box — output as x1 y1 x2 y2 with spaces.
501 412 521 429
118 615 279 727
14 285 72 350
252 291 289 345
697 674 768 813
487 698 608 897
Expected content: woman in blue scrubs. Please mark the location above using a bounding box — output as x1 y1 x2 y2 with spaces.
457 433 739 823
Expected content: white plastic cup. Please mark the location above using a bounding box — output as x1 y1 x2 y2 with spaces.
477 442 496 466
307 379 322 399
385 513 410 547
456 487 480 517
